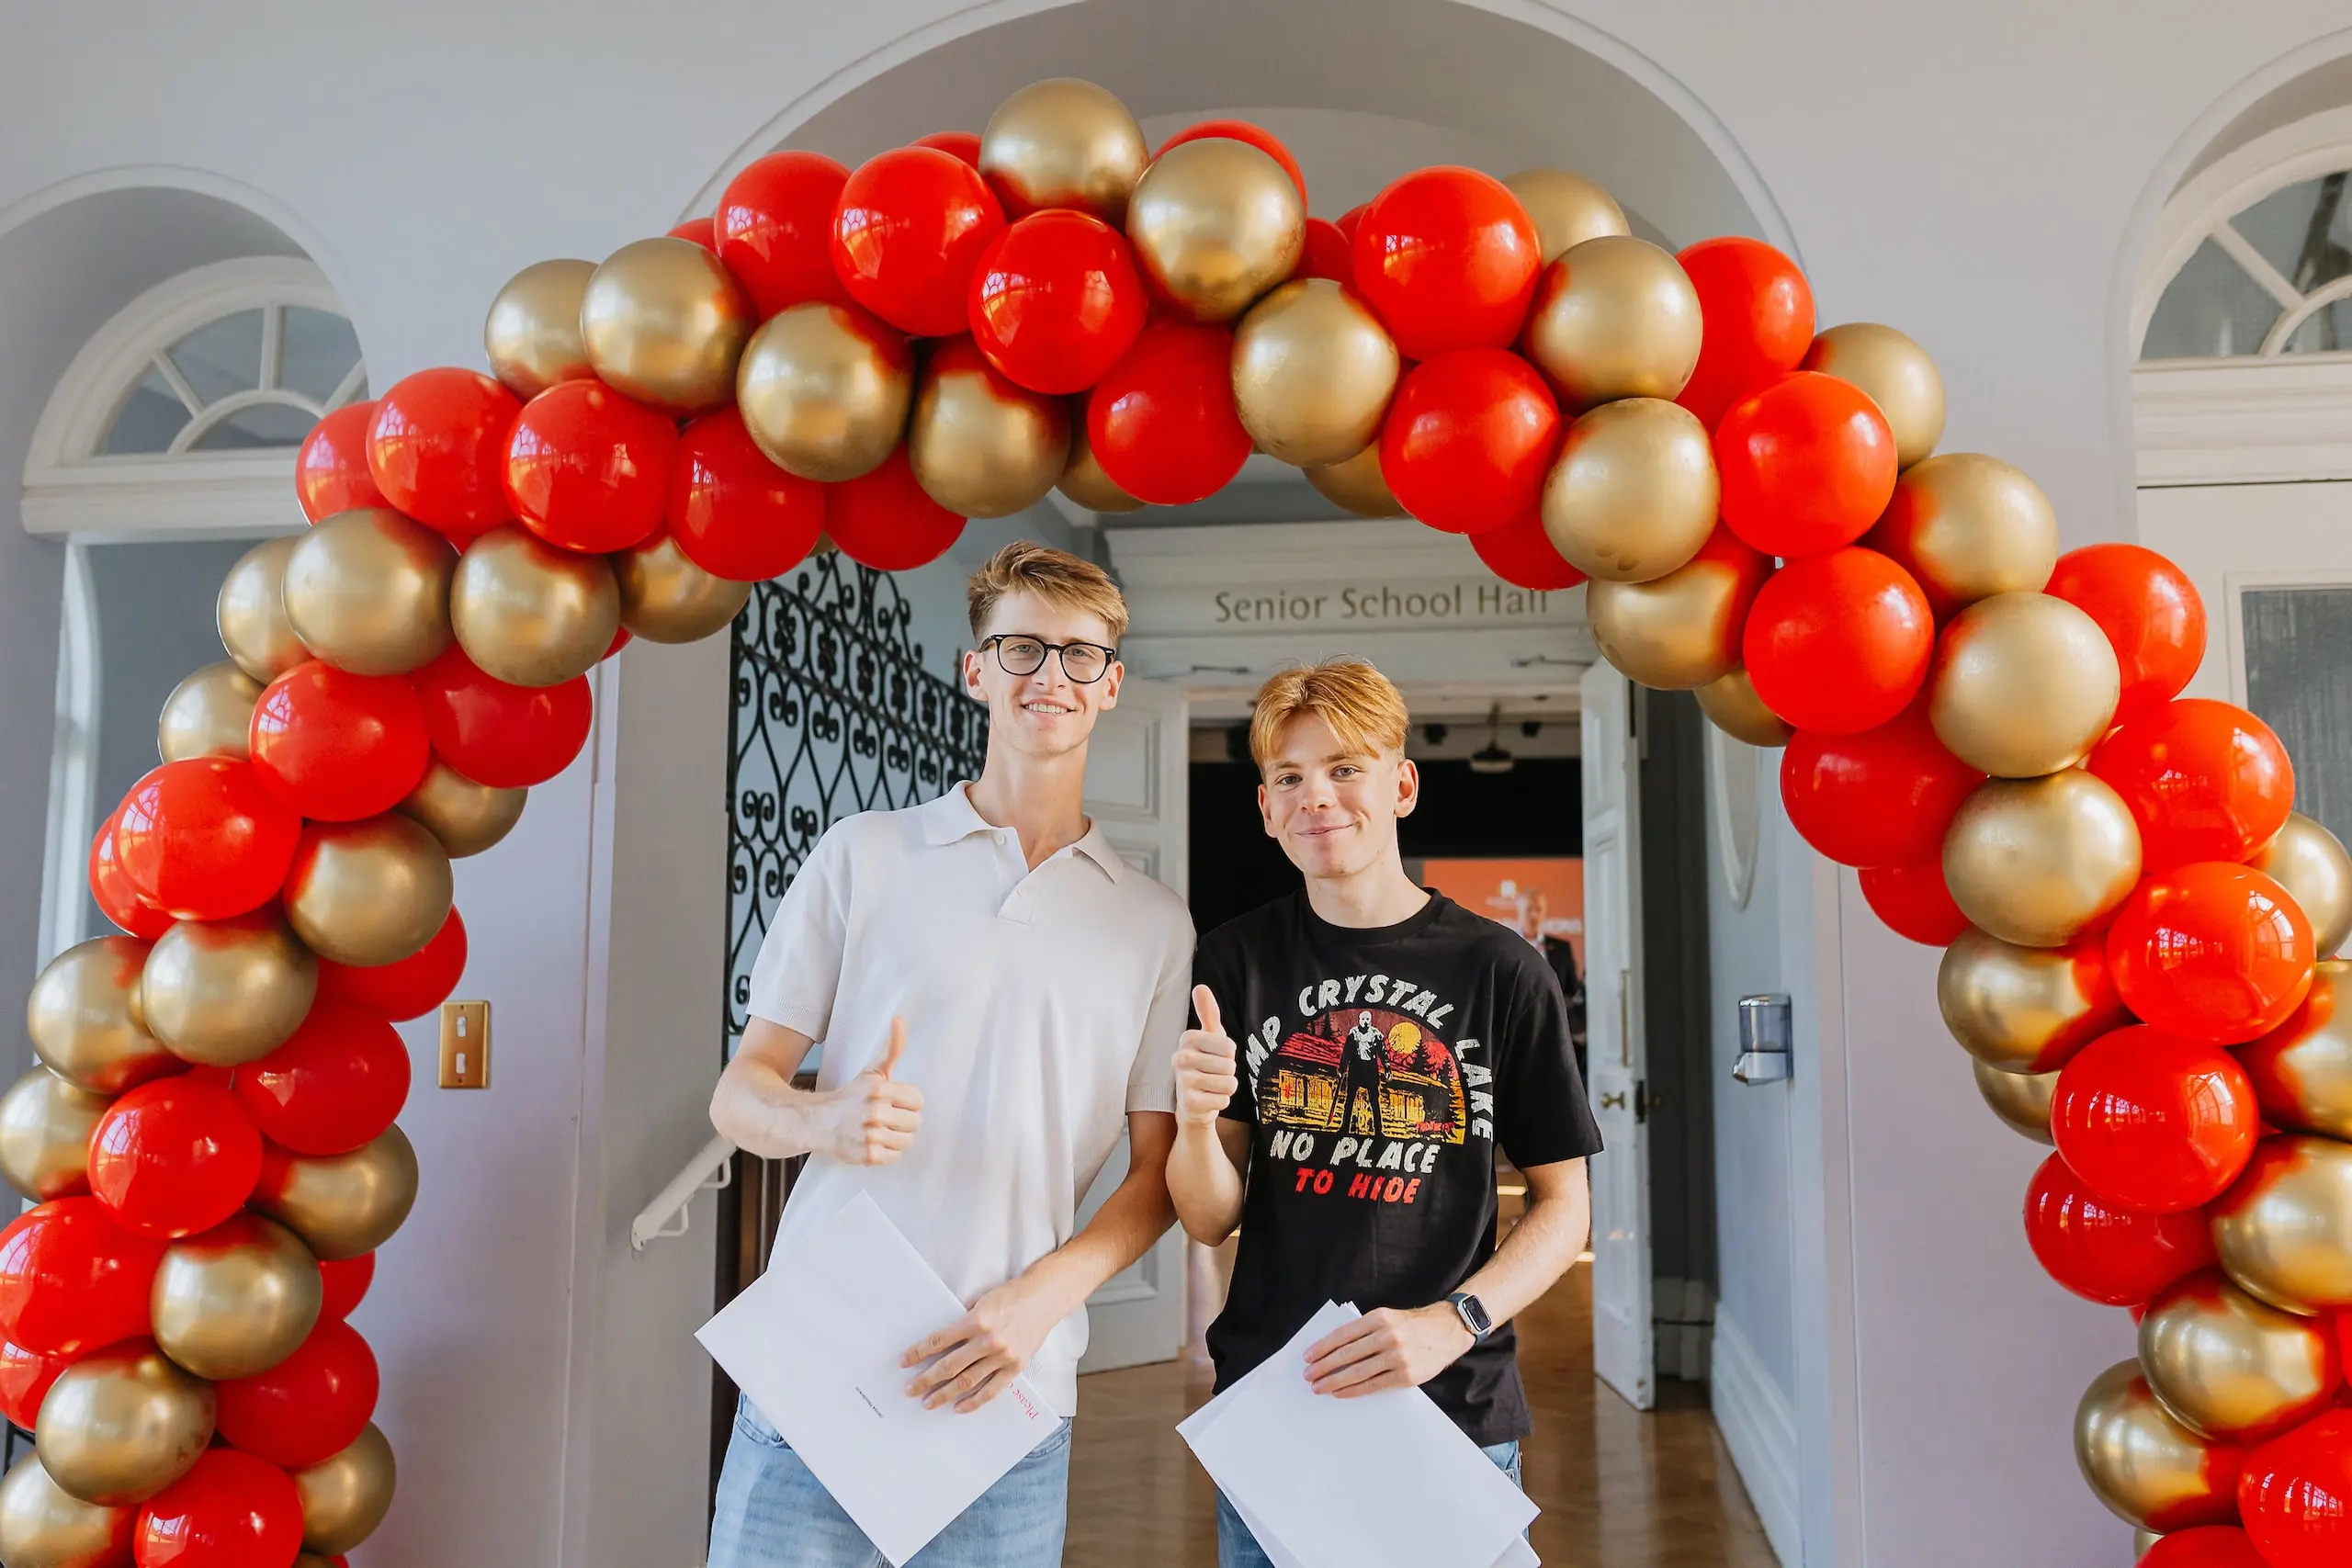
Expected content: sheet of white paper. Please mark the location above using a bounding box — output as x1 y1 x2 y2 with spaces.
695 1191 1057 1566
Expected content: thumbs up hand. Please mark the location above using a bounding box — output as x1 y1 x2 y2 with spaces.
1173 986 1240 1131
824 1017 923 1166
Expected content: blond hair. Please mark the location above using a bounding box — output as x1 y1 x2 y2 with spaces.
1249 659 1409 772
966 541 1130 644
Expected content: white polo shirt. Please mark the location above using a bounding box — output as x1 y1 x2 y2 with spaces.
746 783 1194 1415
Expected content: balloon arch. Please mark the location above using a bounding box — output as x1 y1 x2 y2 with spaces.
0 73 2346 1568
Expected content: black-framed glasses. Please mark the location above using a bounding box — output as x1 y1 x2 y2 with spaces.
979 634 1118 685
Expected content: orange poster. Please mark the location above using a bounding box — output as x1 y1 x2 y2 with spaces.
1419 857 1586 972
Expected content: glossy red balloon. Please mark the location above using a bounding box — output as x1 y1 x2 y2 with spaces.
2024 1151 2216 1306
1857 861 1972 946
1742 548 1935 735
248 661 431 822
2240 1409 2352 1568
1674 237 1815 428
2052 1025 2260 1213
2088 699 2295 874
88 1078 264 1241
967 210 1148 395
1334 204 1367 243
232 1001 409 1157
2047 542 2208 728
1380 349 1560 535
1471 510 1586 592
315 907 466 1022
1780 697 1984 867
1159 120 1307 203
911 131 982 167
2142 1526 2272 1567
215 1317 379 1469
318 1253 375 1322
1351 167 1543 360
133 1448 303 1568
1296 218 1352 284
114 759 301 922
409 647 593 789
294 400 385 523
503 379 677 554
666 409 826 582
716 151 853 316
825 446 967 570
1087 321 1251 506
367 367 521 538
0 1198 166 1355
832 146 1006 337
1716 371 1898 558
89 807 173 940
0 1335 76 1428
2109 862 2315 1045
667 217 718 250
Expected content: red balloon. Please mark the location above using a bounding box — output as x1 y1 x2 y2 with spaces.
1858 861 1972 946
967 210 1148 395
2240 1409 2352 1568
88 1078 264 1241
1380 349 1560 535
2142 1526 2272 1567
215 1317 378 1469
666 216 717 250
295 400 385 523
832 146 1006 337
248 661 431 823
1471 510 1586 592
317 1253 375 1322
1352 167 1543 360
1742 548 1934 735
409 647 593 788
2052 1025 2260 1213
667 409 826 582
0 1198 166 1355
2024 1150 2216 1306
1716 371 1898 558
90 807 173 940
503 379 677 555
1780 697 1984 868
1334 204 1367 244
1159 120 1307 203
232 1001 410 1157
824 447 967 571
2047 542 2208 728
315 907 466 1022
2088 699 2295 874
0 1335 76 1428
911 131 982 167
367 367 521 538
2109 862 2315 1045
1087 321 1251 505
133 1448 303 1568
1296 217 1351 284
1675 237 1815 428
114 759 301 922
717 151 853 317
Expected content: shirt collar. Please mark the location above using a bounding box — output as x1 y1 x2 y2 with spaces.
920 784 1127 885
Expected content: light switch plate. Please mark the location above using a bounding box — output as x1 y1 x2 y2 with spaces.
439 1000 491 1089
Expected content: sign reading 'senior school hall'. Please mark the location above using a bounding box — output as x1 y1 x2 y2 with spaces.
1203 579 1573 631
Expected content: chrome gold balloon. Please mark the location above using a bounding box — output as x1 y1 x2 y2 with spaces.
1540 398 1717 583
579 236 754 414
1231 280 1399 468
151 1213 322 1381
449 524 619 687
35 1344 213 1507
979 77 1149 226
284 816 454 968
2256 813 2352 958
0 1454 134 1568
736 302 914 482
1801 323 1947 469
483 258 596 400
0 1069 107 1203
1938 928 2129 1075
1942 771 2142 948
292 1424 395 1554
1499 168 1629 263
1694 668 1792 749
1585 545 1755 691
2136 1530 2163 1558
1303 443 1403 518
216 536 310 683
136 911 316 1067
282 509 457 678
1057 422 1144 513
1928 592 2120 778
397 758 526 859
2211 1134 2352 1314
1125 138 1304 323
2139 1269 2339 1442
27 938 177 1094
253 1127 419 1261
613 530 754 645
1521 237 1702 412
2242 961 2352 1142
2074 1359 2243 1531
1865 454 2058 614
156 661 260 763
1971 1058 2058 1144
908 347 1070 517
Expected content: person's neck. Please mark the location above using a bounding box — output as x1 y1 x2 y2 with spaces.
1300 856 1430 930
966 741 1091 870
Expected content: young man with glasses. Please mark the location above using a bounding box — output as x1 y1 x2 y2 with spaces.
1167 659 1599 1568
707 542 1193 1568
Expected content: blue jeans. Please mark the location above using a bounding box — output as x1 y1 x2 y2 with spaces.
1215 1440 1523 1568
708 1393 1072 1568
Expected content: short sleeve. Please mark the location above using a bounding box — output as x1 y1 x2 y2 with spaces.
744 824 852 1042
1494 948 1603 1168
1195 935 1258 1127
1126 910 1195 1114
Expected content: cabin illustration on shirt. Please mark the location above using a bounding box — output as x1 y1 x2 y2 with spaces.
1260 1006 1467 1145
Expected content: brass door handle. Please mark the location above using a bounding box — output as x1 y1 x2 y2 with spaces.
1600 1091 1627 1111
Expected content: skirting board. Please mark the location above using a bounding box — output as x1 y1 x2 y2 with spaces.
1712 1311 1801 1567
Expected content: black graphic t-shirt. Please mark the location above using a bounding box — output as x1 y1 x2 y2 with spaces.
1196 891 1603 1445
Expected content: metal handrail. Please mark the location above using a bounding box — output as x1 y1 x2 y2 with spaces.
631 1133 737 1251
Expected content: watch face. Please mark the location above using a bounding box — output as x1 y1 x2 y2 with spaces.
1457 1294 1491 1336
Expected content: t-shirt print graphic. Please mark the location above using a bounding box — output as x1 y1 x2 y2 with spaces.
1261 1006 1467 1145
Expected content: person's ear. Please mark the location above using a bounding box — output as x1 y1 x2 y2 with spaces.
1394 756 1420 819
962 647 986 703
1098 661 1123 710
1259 782 1276 840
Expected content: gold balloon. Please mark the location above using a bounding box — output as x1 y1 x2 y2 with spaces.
579 236 753 414
284 816 454 968
1801 323 1947 469
1971 1058 2058 1144
2074 1359 2244 1531
2139 1269 2338 1442
397 758 526 859
151 1213 322 1381
0 1069 106 1203
254 1126 419 1261
1126 138 1303 324
483 257 596 400
1694 668 1792 749
35 1344 212 1507
979 77 1149 226
908 345 1070 517
282 509 457 677
1585 542 1756 690
136 911 316 1067
216 536 310 683
1942 771 2143 948
1303 443 1403 518
27 938 177 1095
1500 168 1629 263
2211 1134 2352 1314
450 524 619 687
1864 454 2058 615
737 302 914 482
2242 961 2352 1141
614 530 755 644
1928 592 2120 777
156 661 259 763
1521 237 1702 412
1540 398 1718 583
0 1455 133 1568
1057 422 1144 513
2256 813 2352 958
1231 280 1399 468
1938 927 2130 1074
2137 1530 2163 1557
293 1424 395 1554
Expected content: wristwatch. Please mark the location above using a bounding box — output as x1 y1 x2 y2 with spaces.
1448 1292 1495 1342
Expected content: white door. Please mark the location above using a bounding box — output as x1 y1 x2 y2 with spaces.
1580 661 1654 1409
1076 675 1191 1372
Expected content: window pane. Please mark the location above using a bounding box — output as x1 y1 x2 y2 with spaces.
167 310 264 406
189 399 317 450
280 308 361 404
2284 297 2352 355
2244 586 2352 856
2233 173 2352 296
102 370 191 455
2142 238 2284 359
